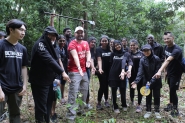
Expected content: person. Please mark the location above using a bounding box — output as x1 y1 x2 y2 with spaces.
56 35 68 105
96 35 111 110
49 15 68 122
147 34 164 62
121 38 130 52
66 26 91 121
63 27 73 46
109 40 132 113
129 39 143 112
85 36 97 110
131 44 162 119
0 19 28 122
153 31 183 117
0 31 6 39
29 26 70 123
109 38 115 52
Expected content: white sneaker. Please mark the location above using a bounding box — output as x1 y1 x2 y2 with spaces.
155 112 161 119
123 107 127 112
85 104 93 110
144 112 152 119
114 109 120 114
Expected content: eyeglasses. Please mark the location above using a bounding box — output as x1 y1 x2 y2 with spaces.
59 40 65 43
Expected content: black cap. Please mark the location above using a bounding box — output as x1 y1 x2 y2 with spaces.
0 31 6 37
44 26 58 38
141 44 152 51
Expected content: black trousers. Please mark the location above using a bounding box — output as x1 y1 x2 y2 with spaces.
129 79 143 105
111 87 127 109
146 88 160 112
97 72 109 102
168 77 181 107
31 83 53 123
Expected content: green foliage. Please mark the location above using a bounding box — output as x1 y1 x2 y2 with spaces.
0 0 185 57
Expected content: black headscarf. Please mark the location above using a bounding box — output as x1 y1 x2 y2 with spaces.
31 26 58 61
113 40 124 57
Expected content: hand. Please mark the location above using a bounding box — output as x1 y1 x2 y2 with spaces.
86 61 91 68
126 70 131 78
91 67 96 75
99 69 104 74
119 72 126 80
18 85 26 96
78 67 84 76
80 19 84 25
62 72 71 83
50 14 56 18
153 71 161 79
0 90 5 102
131 82 137 89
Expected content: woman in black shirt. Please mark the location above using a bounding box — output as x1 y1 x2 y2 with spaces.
129 39 143 112
109 40 133 113
96 35 111 110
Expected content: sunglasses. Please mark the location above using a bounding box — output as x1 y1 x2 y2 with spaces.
59 40 65 43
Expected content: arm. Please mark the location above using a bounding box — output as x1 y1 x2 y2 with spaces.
126 53 133 78
0 86 5 102
86 51 91 68
153 56 174 79
59 58 65 71
50 14 55 27
37 42 64 74
131 59 144 88
150 57 162 85
70 49 84 76
90 58 96 74
97 57 103 74
120 56 127 80
19 66 27 96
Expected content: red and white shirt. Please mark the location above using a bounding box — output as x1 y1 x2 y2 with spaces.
68 40 89 72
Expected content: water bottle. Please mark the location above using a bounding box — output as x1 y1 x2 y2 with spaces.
53 79 58 91
145 81 150 95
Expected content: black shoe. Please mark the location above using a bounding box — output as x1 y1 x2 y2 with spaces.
171 109 179 117
50 113 57 123
164 103 172 112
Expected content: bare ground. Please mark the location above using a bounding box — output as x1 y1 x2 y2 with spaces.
1 75 185 123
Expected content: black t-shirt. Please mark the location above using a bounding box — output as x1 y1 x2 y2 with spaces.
165 44 183 78
56 46 68 72
129 50 143 82
96 47 111 73
109 52 133 87
0 39 28 93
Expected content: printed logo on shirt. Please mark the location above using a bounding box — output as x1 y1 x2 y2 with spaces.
78 51 86 59
133 55 142 58
113 56 124 59
165 50 171 56
102 52 111 57
5 51 23 59
38 42 45 51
